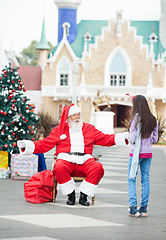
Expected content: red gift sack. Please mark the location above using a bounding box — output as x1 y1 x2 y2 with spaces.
24 170 54 204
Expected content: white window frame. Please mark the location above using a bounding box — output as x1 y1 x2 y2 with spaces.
104 46 132 87
56 57 72 87
60 73 69 86
110 73 126 86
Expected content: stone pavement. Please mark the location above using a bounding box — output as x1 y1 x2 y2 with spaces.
0 145 166 240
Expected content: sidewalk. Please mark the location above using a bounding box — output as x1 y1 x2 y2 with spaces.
0 145 166 240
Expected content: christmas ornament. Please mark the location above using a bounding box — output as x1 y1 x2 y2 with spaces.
0 63 39 152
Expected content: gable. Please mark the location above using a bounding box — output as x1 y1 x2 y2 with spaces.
71 20 108 58
53 19 165 60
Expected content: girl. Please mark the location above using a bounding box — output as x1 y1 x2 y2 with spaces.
128 95 158 217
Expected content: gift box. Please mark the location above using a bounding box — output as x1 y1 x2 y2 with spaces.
0 168 9 178
11 154 38 180
0 151 9 178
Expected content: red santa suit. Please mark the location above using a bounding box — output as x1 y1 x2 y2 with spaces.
17 104 128 197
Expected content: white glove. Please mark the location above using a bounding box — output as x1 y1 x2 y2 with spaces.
17 140 26 150
124 131 129 140
115 132 129 146
17 140 35 155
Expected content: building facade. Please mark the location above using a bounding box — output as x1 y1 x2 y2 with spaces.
36 0 166 127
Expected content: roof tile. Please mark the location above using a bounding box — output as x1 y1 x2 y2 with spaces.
18 66 41 90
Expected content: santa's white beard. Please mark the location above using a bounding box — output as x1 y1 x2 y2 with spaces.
68 118 83 131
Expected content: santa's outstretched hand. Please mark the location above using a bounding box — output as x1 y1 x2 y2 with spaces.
17 140 35 155
115 132 129 146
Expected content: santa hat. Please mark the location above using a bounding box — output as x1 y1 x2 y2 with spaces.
68 104 81 117
59 104 81 139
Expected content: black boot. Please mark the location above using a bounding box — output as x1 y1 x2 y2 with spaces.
67 191 75 205
79 192 90 206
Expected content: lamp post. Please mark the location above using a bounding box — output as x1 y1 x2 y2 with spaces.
72 61 79 104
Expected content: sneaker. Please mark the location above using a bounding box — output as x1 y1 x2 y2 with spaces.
128 206 140 217
138 206 147 217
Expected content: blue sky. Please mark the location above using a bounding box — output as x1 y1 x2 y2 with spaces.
0 0 161 53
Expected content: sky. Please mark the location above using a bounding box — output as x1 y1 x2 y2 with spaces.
0 0 161 54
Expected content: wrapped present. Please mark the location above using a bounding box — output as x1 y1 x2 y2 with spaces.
0 151 9 178
0 168 9 178
11 154 38 180
0 151 8 169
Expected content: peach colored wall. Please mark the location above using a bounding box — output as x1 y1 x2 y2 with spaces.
39 21 166 123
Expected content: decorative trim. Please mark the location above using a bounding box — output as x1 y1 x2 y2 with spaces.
59 178 75 195
50 35 77 63
40 85 166 102
79 180 98 197
54 0 82 9
104 46 132 87
56 56 72 87
149 32 158 43
128 21 150 61
87 22 110 58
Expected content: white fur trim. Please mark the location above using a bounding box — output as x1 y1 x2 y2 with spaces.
79 180 98 197
59 178 75 195
115 132 129 146
68 105 80 117
60 134 67 140
17 140 35 155
57 153 92 164
69 128 84 152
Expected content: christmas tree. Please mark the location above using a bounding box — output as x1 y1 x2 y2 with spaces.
0 63 39 153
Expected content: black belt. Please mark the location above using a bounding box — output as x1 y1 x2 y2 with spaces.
67 152 86 156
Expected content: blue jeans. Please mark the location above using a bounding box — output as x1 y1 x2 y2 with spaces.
128 156 152 207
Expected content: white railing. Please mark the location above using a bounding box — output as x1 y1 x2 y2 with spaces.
41 85 166 102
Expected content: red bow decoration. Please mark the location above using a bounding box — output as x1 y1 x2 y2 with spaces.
126 93 135 101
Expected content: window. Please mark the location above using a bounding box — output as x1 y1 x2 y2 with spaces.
105 47 131 87
58 57 70 86
62 22 70 37
109 52 126 86
60 74 68 86
149 32 158 43
58 104 63 121
84 32 92 41
58 103 69 121
110 74 126 86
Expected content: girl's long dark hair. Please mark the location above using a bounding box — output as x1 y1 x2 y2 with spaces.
131 95 157 138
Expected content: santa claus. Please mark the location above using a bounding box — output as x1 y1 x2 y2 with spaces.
17 104 128 206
